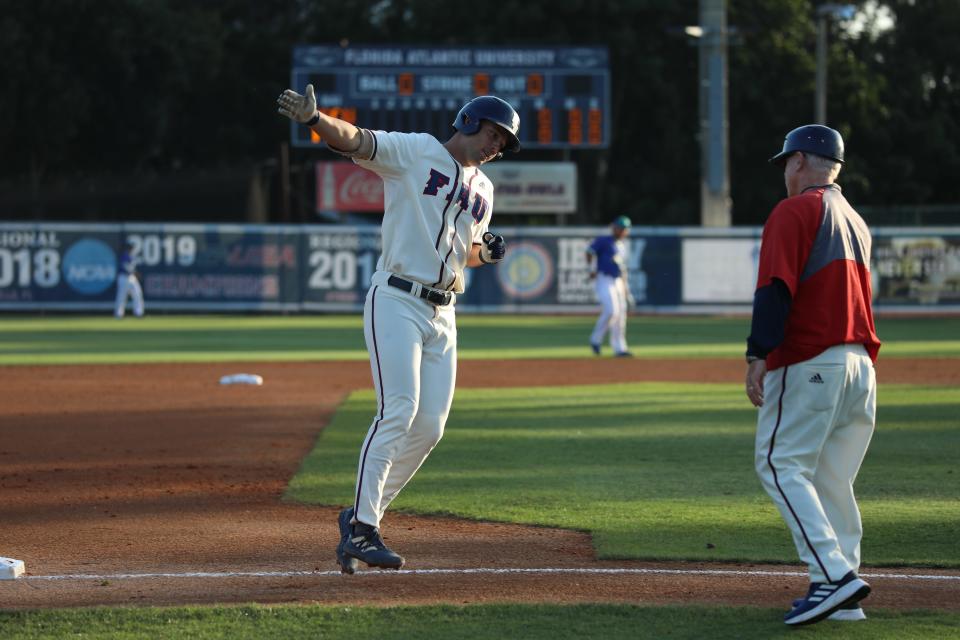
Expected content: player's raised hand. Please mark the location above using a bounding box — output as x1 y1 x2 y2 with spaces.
277 84 318 123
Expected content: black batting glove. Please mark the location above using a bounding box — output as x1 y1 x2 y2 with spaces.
480 232 506 264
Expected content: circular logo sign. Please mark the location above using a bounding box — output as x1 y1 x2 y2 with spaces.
497 241 554 299
62 239 117 295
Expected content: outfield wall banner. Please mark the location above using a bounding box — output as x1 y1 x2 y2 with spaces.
871 232 960 307
0 223 304 311
681 237 759 303
1 223 957 313
0 224 122 309
127 224 303 311
458 229 681 311
300 228 383 310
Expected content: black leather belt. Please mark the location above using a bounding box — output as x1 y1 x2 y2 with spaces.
387 275 453 306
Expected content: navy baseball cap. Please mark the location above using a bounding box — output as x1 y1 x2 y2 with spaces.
770 125 845 165
613 215 632 229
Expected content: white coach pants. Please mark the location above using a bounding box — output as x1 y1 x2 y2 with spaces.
354 277 457 528
114 274 144 318
755 344 876 583
590 273 628 353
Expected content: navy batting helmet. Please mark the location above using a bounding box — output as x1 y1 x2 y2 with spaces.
769 124 844 165
453 96 521 153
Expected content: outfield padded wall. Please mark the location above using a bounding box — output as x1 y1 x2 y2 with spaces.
0 223 958 313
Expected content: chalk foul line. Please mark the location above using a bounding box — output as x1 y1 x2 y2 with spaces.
19 567 960 582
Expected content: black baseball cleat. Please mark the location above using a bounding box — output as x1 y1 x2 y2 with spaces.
784 571 871 626
343 523 405 570
590 343 601 356
614 350 634 358
335 507 360 574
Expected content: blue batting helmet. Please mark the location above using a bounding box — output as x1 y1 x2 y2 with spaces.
453 96 521 153
769 124 845 165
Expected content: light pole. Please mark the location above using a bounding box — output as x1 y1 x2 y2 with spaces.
815 4 856 124
694 0 732 227
682 0 739 226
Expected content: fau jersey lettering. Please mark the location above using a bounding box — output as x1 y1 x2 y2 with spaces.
455 184 471 212
430 175 489 225
422 169 450 196
471 194 488 223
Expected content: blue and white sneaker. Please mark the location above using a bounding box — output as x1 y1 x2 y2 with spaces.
793 598 866 621
784 570 871 626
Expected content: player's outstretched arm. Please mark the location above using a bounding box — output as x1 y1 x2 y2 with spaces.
277 84 363 153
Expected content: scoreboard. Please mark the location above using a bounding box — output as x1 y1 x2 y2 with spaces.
290 45 610 150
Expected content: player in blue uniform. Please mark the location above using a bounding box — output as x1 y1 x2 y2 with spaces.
586 216 633 356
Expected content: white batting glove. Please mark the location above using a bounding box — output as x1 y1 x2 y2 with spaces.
277 84 318 124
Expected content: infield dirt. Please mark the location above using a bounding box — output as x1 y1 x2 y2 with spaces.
1 358 958 610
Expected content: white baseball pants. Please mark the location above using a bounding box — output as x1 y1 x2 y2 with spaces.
755 343 876 583
353 273 457 528
114 274 144 318
590 273 629 353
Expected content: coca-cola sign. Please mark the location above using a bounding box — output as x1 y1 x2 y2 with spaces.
315 162 384 212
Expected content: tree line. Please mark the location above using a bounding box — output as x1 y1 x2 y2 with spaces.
0 0 957 225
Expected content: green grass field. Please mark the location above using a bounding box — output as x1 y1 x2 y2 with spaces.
2 314 958 638
0 314 958 365
1 604 958 640
287 382 960 566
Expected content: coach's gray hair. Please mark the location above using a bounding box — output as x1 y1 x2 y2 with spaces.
807 153 842 182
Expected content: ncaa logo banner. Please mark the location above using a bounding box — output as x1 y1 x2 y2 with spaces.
0 227 121 307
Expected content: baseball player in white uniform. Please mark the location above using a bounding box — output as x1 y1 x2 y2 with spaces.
278 85 519 573
114 242 144 318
